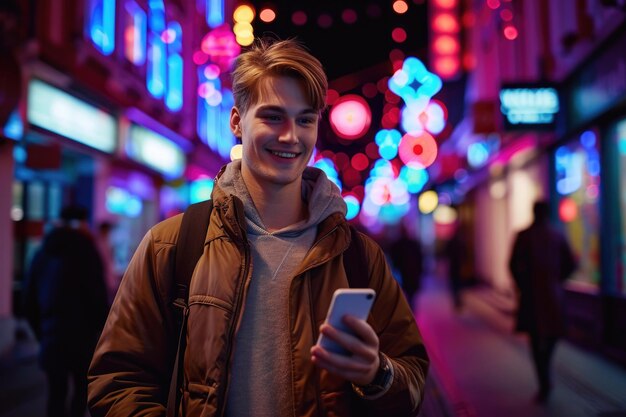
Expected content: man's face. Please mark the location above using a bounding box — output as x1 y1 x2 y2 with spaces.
231 75 319 191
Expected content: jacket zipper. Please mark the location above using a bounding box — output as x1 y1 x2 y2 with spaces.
303 224 341 417
217 240 250 417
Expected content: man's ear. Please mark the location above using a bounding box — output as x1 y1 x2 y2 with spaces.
230 107 242 137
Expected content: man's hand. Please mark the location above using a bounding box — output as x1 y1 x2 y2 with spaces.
310 315 380 386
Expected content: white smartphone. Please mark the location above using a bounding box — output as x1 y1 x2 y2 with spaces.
316 288 376 356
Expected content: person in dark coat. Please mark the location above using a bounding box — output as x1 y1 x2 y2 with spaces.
23 205 109 417
445 223 467 310
508 201 577 403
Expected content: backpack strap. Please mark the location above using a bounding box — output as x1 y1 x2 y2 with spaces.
167 199 213 417
343 225 370 288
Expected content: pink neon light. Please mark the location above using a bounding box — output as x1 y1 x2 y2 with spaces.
329 95 372 140
201 25 241 71
398 132 438 168
193 51 209 65
161 28 176 44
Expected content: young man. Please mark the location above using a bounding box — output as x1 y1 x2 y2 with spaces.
88 38 429 417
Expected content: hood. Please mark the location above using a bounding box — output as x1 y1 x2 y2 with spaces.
214 160 346 236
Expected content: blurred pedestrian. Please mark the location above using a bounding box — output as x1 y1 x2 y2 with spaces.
445 222 467 310
508 201 577 403
96 220 120 304
389 224 423 308
23 205 109 417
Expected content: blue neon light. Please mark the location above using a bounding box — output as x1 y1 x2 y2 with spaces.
375 129 401 161
87 0 116 55
344 195 360 220
555 146 583 195
106 186 143 217
190 178 215 203
147 34 166 98
207 0 225 28
3 109 23 140
399 165 429 194
147 0 166 98
164 21 183 112
388 57 442 107
166 53 183 111
218 90 235 159
313 158 342 191
580 130 596 149
148 0 166 32
124 0 147 65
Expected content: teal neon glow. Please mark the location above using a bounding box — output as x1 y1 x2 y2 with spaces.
313 158 342 190
27 80 116 153
166 53 183 111
399 165 429 194
344 195 360 220
126 124 185 178
375 129 401 160
499 87 559 125
87 0 116 55
388 57 442 110
618 120 626 155
106 186 143 217
190 179 215 204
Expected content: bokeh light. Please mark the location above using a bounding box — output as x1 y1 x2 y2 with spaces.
392 0 409 14
418 190 439 214
329 95 372 140
559 198 578 222
292 11 307 25
259 8 276 23
230 144 242 161
398 132 438 168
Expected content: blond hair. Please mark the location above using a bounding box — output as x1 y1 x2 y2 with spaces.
230 37 328 115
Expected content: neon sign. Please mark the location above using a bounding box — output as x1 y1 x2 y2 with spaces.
500 85 559 129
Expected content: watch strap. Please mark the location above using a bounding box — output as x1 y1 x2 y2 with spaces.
352 352 394 399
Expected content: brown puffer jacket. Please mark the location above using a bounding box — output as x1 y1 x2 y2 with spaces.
88 184 429 417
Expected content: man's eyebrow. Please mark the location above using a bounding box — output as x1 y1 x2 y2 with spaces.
256 105 318 115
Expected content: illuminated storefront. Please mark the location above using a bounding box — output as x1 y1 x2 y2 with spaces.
553 130 601 292
558 23 626 362
12 79 119 298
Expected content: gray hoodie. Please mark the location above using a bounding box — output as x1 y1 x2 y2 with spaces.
220 160 347 417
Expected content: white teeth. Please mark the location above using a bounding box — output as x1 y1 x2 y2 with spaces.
271 151 297 158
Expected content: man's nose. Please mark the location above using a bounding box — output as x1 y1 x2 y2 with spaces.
278 119 299 143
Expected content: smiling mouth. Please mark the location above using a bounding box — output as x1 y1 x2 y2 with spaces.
270 150 299 159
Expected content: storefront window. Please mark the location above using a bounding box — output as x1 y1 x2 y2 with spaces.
554 130 601 291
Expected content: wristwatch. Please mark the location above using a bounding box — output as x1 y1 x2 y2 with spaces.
352 353 393 398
